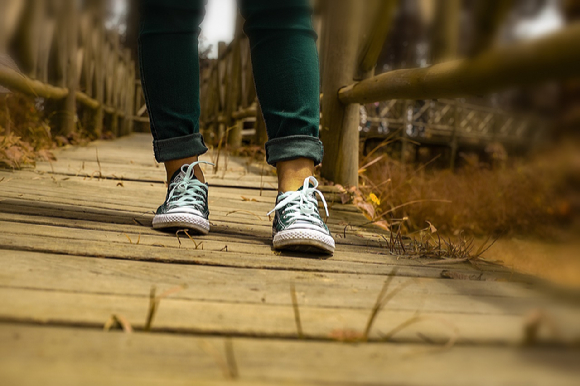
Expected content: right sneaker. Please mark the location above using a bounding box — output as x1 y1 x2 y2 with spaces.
268 176 335 254
152 161 212 235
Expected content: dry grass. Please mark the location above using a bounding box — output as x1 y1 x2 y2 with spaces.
0 94 92 169
341 140 579 239
290 283 304 339
144 284 188 331
0 95 54 168
381 226 500 267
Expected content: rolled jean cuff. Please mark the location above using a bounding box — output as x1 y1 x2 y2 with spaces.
265 135 324 166
153 133 208 163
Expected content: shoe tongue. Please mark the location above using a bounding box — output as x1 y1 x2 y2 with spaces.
298 182 315 192
169 166 198 185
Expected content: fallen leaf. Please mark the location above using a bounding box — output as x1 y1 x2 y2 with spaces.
426 221 438 234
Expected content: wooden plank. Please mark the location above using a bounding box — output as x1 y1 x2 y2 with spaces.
0 277 580 345
0 220 509 279
1 324 579 386
0 228 509 282
0 168 353 214
0 172 516 276
0 206 380 259
0 180 376 236
31 160 281 190
0 185 371 233
0 217 389 260
0 250 542 311
0 169 348 218
0 209 401 265
0 285 564 345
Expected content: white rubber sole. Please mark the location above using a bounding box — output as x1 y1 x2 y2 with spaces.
152 213 210 235
273 228 335 255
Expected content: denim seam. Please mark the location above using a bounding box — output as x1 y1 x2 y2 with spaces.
137 31 160 156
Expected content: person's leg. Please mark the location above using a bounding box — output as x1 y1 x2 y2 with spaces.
139 0 207 182
238 0 322 193
140 0 211 234
240 1 334 254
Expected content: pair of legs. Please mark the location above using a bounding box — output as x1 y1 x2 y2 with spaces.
138 0 323 191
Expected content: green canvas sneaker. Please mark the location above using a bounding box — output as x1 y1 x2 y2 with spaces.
268 176 335 254
152 161 212 235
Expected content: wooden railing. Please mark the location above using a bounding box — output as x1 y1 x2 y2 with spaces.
320 0 580 186
6 1 570 186
198 1 572 186
0 0 138 138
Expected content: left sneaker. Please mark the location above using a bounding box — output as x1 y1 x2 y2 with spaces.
152 161 213 235
268 176 335 254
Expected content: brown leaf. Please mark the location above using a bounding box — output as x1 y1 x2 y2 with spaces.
339 193 351 205
357 201 376 220
426 221 438 234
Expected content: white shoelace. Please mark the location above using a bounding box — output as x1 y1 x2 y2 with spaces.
267 176 329 225
167 161 214 209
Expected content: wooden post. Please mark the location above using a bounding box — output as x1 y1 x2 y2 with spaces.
239 39 253 108
12 0 45 78
469 0 513 57
356 0 398 79
242 40 256 109
227 37 243 148
37 3 55 84
110 33 120 136
121 48 132 135
92 1 105 138
401 100 410 165
450 100 460 170
0 0 25 54
320 0 362 186
215 42 227 143
128 58 136 133
50 0 78 136
431 0 461 63
317 0 330 81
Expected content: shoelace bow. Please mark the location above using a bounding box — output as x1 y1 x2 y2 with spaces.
267 176 329 225
167 161 214 209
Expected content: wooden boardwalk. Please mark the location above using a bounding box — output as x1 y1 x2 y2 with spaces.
1 133 579 385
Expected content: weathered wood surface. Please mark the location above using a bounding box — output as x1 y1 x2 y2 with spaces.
3 324 579 386
1 133 579 384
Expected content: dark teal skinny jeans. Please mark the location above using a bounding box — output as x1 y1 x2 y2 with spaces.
139 0 323 166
